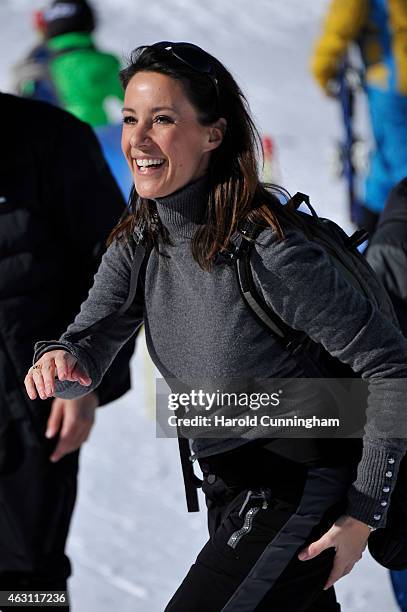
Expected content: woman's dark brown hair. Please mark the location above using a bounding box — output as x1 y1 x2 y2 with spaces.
109 41 295 270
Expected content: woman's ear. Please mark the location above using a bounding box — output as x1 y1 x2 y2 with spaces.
206 118 227 152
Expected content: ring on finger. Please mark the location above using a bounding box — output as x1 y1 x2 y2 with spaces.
32 364 42 371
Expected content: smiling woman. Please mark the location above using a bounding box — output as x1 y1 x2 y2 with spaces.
108 40 284 271
24 40 407 612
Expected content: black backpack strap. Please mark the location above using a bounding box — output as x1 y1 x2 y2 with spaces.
286 192 318 219
236 238 289 340
66 239 149 343
288 192 369 250
234 218 309 355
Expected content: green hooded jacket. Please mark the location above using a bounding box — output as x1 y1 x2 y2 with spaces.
20 31 123 127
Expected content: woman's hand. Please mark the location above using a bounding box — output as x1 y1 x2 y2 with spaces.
298 514 370 590
24 349 92 400
46 393 98 462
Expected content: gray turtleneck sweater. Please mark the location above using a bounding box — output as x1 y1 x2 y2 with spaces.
34 176 407 529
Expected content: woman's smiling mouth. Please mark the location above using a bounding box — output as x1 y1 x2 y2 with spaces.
133 157 166 174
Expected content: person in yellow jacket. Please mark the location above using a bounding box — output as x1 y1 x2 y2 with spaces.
311 0 407 235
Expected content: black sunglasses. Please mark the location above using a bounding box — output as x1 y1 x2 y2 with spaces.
146 41 220 107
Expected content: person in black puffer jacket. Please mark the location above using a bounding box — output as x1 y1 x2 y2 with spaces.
366 178 407 333
0 93 136 607
366 179 407 612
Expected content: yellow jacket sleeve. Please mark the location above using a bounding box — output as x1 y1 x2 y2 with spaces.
311 0 369 92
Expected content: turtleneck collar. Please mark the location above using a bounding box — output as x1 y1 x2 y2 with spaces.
152 175 210 239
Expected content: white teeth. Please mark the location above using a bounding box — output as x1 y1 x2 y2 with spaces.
135 158 165 167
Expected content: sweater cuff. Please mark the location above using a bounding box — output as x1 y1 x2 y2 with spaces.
346 442 403 529
33 340 77 364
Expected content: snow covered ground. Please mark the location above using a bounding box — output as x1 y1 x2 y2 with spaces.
0 0 399 610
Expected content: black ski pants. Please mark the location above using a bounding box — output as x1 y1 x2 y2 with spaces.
165 442 356 612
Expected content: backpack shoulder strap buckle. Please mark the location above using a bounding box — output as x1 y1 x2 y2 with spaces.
214 241 241 265
214 218 260 265
239 219 263 241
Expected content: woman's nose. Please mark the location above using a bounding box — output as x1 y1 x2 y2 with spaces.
130 122 151 148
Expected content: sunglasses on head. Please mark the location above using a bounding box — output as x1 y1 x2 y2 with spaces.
144 41 220 107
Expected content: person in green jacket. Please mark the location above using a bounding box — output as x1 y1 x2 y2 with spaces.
13 0 123 127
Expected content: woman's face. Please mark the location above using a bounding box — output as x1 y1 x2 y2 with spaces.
121 71 224 199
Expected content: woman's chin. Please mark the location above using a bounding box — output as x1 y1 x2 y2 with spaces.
133 180 162 200
133 179 184 200
136 187 170 199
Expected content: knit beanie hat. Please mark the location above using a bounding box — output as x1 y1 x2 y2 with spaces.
42 0 96 39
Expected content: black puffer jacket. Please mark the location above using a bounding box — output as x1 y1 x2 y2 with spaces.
0 93 135 447
366 178 407 334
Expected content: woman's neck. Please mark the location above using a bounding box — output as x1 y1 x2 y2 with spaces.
152 175 210 240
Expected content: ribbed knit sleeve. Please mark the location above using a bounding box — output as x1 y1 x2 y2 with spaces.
33 238 144 400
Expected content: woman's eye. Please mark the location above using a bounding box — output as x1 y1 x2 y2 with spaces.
122 115 136 125
154 115 173 124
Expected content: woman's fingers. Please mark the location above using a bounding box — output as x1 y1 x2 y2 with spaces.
25 351 74 400
299 534 342 590
30 358 56 399
299 515 368 590
25 350 91 401
70 362 92 386
31 364 48 399
41 359 56 396
56 353 90 385
24 370 38 400
298 535 332 561
54 352 71 381
324 559 354 591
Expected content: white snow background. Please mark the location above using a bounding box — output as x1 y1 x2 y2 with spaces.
0 0 398 610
